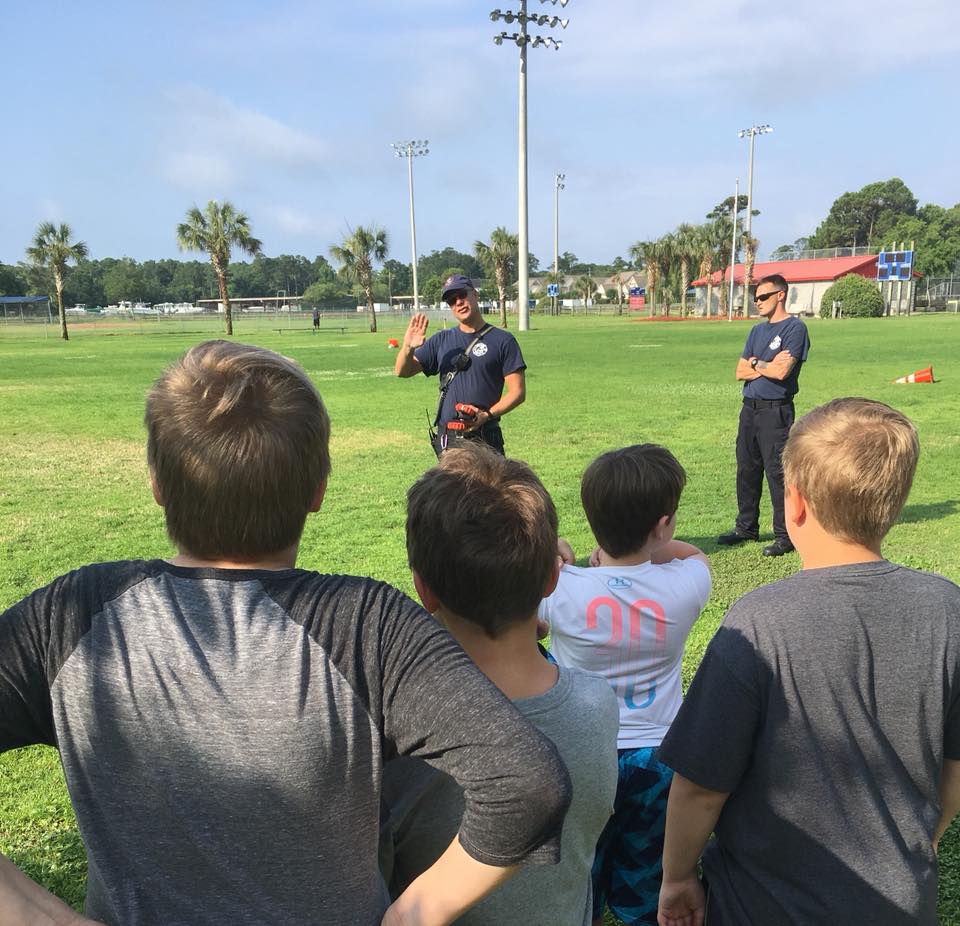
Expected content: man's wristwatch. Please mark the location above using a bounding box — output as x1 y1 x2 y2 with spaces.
750 358 759 370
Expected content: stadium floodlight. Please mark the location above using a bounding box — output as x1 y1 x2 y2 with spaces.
490 0 572 332
392 139 430 312
737 124 773 238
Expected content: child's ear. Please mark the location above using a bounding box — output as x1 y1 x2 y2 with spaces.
412 570 442 614
785 484 807 527
543 556 561 599
653 513 672 542
149 471 164 507
307 478 328 513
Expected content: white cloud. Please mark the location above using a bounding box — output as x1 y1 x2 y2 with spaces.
266 206 332 237
158 85 331 193
161 151 237 194
562 0 960 98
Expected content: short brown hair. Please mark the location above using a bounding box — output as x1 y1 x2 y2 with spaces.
406 444 558 637
580 445 686 558
782 397 919 546
757 273 789 295
146 340 331 559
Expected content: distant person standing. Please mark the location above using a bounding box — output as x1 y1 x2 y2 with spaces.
394 274 525 456
312 307 320 330
717 274 810 557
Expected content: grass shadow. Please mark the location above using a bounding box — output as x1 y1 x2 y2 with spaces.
898 500 960 524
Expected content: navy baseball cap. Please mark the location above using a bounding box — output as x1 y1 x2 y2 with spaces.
441 274 475 298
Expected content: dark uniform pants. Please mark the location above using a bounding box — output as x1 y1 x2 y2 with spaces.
734 399 794 542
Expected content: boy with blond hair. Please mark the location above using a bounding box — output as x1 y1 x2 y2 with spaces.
538 444 712 926
0 340 571 926
658 398 960 926
381 444 619 926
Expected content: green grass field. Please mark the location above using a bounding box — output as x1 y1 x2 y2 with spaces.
1 313 959 921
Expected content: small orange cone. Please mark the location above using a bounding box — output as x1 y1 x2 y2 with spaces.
387 338 399 349
893 365 934 384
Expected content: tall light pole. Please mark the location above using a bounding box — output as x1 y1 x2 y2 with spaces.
728 178 739 322
553 171 565 315
738 124 772 239
491 1 570 331
391 139 429 312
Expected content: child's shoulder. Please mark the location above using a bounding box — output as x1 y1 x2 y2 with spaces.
530 667 619 742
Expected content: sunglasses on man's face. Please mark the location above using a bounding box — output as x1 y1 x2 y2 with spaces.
443 289 470 306
755 290 782 303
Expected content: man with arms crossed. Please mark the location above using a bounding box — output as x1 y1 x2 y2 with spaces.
717 273 810 557
394 274 525 455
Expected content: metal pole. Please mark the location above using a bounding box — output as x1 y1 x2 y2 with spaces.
729 178 739 322
553 177 559 281
407 150 420 312
553 172 563 316
745 131 756 238
517 1 529 331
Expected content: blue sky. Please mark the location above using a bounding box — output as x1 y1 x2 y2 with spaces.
4 0 960 268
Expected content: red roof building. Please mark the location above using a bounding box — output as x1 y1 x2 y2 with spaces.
693 254 918 316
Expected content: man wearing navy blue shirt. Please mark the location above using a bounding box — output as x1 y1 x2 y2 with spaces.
717 274 810 556
394 274 526 455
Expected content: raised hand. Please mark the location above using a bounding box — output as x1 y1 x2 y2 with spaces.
404 313 430 351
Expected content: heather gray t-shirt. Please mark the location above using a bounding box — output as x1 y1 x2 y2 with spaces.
658 561 960 926
380 666 620 926
0 561 572 926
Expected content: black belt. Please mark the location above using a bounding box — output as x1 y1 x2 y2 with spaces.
743 397 793 409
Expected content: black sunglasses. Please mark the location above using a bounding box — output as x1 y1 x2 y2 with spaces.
755 290 782 303
443 288 470 306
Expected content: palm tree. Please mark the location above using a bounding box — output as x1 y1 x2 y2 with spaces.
655 234 676 316
629 237 674 316
177 201 262 336
610 270 625 315
673 223 700 317
330 226 389 333
576 274 596 312
698 220 734 317
628 241 655 315
26 222 89 341
474 227 518 328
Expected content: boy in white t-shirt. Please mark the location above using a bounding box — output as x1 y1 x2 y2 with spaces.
539 444 712 926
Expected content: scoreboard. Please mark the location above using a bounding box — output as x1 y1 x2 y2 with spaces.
877 251 913 282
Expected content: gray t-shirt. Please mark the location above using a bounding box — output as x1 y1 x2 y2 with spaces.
658 561 960 926
0 561 572 926
381 666 620 925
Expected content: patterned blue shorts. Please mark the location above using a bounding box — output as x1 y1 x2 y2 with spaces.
591 746 673 926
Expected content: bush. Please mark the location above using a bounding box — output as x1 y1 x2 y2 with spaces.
819 274 885 318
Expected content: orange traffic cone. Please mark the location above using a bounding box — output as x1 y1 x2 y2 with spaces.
893 365 934 384
387 338 399 349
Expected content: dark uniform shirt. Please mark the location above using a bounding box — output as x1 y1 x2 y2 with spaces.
415 325 525 428
741 316 810 400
